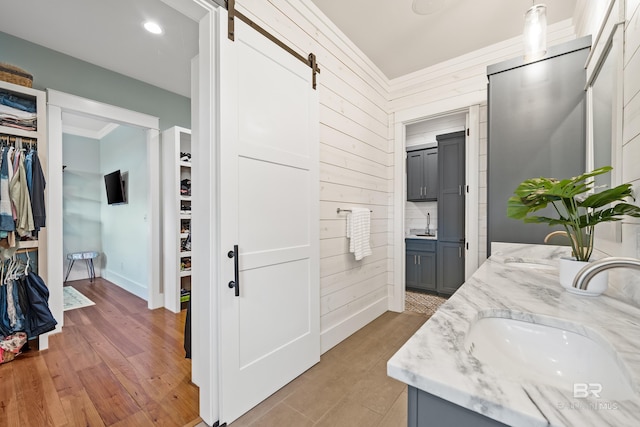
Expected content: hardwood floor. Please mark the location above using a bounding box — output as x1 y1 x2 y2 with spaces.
0 278 200 426
2 277 430 427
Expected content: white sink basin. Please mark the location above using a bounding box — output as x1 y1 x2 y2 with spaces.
464 315 635 400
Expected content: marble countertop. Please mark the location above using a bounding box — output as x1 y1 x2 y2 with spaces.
405 229 437 240
387 242 640 427
405 235 437 240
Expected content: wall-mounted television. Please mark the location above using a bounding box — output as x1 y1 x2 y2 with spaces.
104 170 127 205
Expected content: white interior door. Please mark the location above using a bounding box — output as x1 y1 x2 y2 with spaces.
218 13 320 424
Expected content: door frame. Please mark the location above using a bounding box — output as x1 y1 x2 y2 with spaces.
47 90 161 311
159 1 220 424
391 95 482 312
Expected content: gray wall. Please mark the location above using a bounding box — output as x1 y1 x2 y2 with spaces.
0 31 190 131
62 134 102 281
100 125 149 299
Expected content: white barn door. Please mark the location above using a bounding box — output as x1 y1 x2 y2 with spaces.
218 13 320 425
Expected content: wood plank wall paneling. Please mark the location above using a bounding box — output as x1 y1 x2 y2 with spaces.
236 0 392 352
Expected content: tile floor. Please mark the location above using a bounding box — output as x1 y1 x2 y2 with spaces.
404 291 448 317
203 311 429 426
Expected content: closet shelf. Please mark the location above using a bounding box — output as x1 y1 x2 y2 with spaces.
0 125 38 139
18 240 39 249
163 126 192 313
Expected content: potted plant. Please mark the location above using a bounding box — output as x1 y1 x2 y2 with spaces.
507 166 640 295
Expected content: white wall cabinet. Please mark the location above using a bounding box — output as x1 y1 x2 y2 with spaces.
162 126 191 313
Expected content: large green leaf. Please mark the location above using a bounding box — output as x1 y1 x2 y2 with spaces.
582 203 640 226
580 184 634 209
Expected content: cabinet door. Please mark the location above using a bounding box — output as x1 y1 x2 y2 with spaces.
407 151 424 201
437 133 465 242
437 242 465 295
424 149 438 201
417 252 437 292
406 250 421 289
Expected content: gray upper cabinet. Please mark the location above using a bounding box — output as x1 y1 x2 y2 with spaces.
407 148 437 201
407 151 424 201
424 149 438 200
487 36 590 251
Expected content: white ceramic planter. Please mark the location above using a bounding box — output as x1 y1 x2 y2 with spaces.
558 257 609 296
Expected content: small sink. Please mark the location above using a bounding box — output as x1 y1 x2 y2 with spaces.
415 234 436 237
465 315 635 400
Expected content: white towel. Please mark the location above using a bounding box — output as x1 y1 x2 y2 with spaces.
347 207 372 261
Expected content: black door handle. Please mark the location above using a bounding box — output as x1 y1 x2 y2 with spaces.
227 244 239 297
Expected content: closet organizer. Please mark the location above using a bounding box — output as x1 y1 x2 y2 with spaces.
0 80 55 364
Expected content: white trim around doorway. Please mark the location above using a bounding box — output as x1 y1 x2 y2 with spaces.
390 92 484 312
47 90 161 330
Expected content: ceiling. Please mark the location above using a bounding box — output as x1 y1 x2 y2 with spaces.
312 0 578 79
0 0 577 100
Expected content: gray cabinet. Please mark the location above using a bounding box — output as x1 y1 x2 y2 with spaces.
436 132 465 242
408 386 508 427
436 131 465 295
487 36 590 251
407 148 437 201
405 239 436 292
437 242 465 295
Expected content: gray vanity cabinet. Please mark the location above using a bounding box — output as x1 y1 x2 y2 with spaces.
405 239 437 292
408 386 508 427
407 148 437 201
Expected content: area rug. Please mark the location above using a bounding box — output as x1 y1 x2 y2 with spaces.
405 291 447 317
63 286 95 311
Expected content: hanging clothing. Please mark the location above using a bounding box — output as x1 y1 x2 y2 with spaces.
10 151 35 236
0 285 11 337
30 150 46 233
24 149 33 195
0 148 16 237
22 271 57 338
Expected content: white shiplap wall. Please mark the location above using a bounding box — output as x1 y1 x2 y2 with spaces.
237 0 392 352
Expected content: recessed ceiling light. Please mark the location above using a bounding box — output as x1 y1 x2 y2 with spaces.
144 21 163 35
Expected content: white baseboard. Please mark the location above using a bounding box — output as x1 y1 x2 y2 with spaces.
102 270 148 300
320 296 388 354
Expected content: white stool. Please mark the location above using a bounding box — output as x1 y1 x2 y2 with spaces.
64 251 99 283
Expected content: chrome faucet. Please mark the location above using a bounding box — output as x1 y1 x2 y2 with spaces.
573 257 640 290
427 212 430 232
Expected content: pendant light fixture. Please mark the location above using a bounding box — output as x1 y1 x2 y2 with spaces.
523 3 547 60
